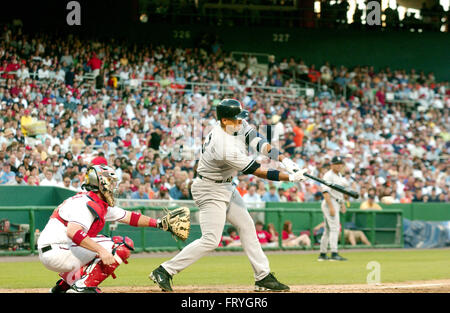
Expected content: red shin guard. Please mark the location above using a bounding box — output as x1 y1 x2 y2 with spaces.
76 236 134 288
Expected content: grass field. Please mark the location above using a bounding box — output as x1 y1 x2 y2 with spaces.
1 249 449 290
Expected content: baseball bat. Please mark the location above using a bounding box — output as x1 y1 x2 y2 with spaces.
304 173 360 199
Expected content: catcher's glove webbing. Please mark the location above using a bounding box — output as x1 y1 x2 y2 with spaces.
160 207 191 241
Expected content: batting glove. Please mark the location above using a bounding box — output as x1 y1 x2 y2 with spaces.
288 168 308 182
281 158 301 174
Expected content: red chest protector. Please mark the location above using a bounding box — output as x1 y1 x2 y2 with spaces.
51 191 109 238
84 191 109 237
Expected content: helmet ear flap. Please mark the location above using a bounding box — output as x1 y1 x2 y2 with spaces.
82 166 100 191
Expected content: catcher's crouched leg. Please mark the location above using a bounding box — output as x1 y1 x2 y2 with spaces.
67 236 134 293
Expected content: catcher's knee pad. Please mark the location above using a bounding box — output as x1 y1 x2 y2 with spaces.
112 236 134 264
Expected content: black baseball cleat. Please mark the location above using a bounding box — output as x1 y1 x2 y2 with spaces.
150 265 173 292
49 279 71 293
318 253 329 262
255 273 290 292
330 253 347 261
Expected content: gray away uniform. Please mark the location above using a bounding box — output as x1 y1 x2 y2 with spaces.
161 121 271 281
319 169 346 254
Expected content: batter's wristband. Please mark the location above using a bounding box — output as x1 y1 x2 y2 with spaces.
72 229 88 245
130 211 141 227
267 169 280 181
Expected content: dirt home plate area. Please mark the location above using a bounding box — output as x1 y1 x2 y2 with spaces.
1 280 450 293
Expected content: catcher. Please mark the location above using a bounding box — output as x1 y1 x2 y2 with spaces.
37 165 190 293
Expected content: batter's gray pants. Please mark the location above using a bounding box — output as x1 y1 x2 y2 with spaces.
161 179 270 281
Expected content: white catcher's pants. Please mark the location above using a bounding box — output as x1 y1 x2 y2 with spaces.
162 178 270 281
39 236 114 275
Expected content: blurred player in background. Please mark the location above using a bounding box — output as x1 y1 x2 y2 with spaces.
318 156 348 261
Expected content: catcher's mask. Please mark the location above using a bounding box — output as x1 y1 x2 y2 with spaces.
82 165 118 207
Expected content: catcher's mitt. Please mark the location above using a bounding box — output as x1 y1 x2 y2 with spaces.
160 207 190 241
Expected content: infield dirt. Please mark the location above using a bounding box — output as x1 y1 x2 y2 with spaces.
1 279 450 293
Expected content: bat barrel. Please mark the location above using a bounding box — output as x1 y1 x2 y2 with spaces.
304 173 359 199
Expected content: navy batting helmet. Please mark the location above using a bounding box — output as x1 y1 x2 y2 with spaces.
331 156 344 164
216 99 249 121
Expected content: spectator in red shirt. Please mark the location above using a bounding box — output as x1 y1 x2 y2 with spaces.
266 223 280 246
6 57 20 73
281 220 311 248
308 64 321 83
91 152 108 166
2 57 20 79
400 189 413 203
122 133 132 148
375 86 386 106
289 119 304 148
287 186 304 202
222 226 241 247
87 52 102 77
10 84 21 97
236 179 248 197
255 221 278 247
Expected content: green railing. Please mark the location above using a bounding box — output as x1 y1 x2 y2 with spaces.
0 205 403 256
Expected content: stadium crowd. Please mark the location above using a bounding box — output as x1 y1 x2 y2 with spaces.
0 25 449 206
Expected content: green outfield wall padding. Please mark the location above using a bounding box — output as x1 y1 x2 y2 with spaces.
0 187 448 224
264 201 450 222
1 186 449 254
0 186 76 207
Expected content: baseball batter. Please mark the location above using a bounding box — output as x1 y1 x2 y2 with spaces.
150 99 308 292
38 165 177 293
318 156 348 261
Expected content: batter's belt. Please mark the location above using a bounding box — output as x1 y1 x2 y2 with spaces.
197 174 233 184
